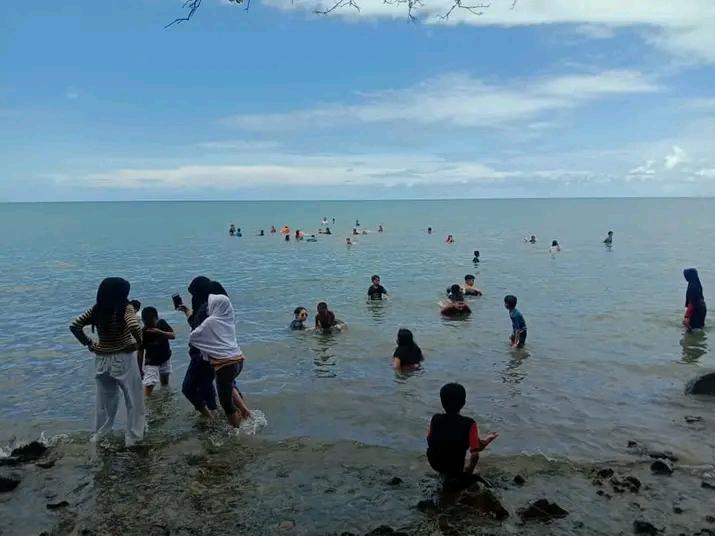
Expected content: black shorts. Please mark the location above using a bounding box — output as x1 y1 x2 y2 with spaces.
215 361 243 415
511 331 527 348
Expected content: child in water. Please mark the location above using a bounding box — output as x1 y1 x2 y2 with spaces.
367 275 388 301
472 250 480 263
463 275 482 296
138 307 175 395
427 383 498 492
446 234 455 244
236 228 242 237
290 307 309 330
504 295 527 348
549 240 561 253
393 328 424 370
604 231 613 245
315 302 345 333
441 285 471 317
346 237 353 247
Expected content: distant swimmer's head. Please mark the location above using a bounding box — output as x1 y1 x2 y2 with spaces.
608 231 613 236
371 275 381 286
130 299 141 313
504 294 518 310
294 306 308 320
397 328 415 347
552 240 559 247
141 306 158 327
449 284 464 302
440 383 466 415
464 274 476 285
473 250 480 257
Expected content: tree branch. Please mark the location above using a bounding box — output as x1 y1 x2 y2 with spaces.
165 0 203 28
314 0 361 15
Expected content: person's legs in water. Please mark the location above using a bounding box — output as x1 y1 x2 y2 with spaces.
197 360 218 412
230 362 251 419
159 360 171 387
215 363 241 427
94 367 120 441
114 352 145 447
182 358 213 419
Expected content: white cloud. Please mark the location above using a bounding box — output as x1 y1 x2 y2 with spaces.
262 0 715 62
196 139 282 151
696 167 715 178
664 145 687 169
222 70 659 131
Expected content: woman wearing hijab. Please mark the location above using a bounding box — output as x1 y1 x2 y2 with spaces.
69 277 145 446
189 294 249 427
683 268 707 331
179 276 218 419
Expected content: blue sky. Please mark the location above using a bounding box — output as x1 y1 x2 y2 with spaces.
1 0 715 200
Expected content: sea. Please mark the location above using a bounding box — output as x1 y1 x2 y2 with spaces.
0 198 713 535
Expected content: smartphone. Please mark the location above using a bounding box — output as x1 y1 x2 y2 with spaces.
172 294 183 310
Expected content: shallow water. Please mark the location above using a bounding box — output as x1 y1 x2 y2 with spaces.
0 199 714 533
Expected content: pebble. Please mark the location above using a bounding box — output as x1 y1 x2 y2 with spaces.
633 520 661 534
650 460 674 475
519 499 568 522
513 474 526 485
46 500 70 510
386 477 403 486
0 472 21 493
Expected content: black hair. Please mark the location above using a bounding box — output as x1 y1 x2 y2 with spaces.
209 281 228 296
130 299 141 312
440 383 466 414
141 306 158 323
448 284 464 302
188 276 211 311
504 294 518 309
552 240 559 247
608 231 613 234
397 328 414 346
465 274 475 281
92 277 130 332
371 275 380 282
473 250 479 256
317 302 328 312
294 306 307 316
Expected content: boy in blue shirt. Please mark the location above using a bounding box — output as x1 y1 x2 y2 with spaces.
504 295 527 348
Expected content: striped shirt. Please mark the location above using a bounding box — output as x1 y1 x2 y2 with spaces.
70 304 143 355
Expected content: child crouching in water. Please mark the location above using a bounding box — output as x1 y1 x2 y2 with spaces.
427 383 498 492
392 328 424 370
138 306 175 396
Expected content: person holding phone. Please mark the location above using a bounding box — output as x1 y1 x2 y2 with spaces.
177 276 218 419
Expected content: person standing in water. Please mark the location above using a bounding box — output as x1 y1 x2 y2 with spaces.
472 250 480 264
549 240 561 253
367 275 388 301
138 306 175 396
462 275 482 296
446 234 455 244
683 268 707 332
504 295 527 348
427 227 433 235
604 231 613 245
69 277 145 447
392 328 424 370
527 235 537 244
229 224 236 236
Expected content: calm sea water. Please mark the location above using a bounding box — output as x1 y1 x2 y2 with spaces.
1 199 713 465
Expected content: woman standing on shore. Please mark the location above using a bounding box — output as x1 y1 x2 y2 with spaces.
179 276 218 419
69 277 145 446
683 268 707 332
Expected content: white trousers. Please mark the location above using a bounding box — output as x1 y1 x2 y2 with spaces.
94 352 145 446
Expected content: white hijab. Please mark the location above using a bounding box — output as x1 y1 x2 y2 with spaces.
188 294 241 359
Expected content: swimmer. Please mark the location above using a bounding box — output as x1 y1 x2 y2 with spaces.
462 275 482 296
322 217 328 226
472 250 480 263
324 227 332 235
549 240 561 253
355 219 361 227
603 231 613 245
306 234 317 242
290 307 309 330
315 302 346 333
361 230 368 235
270 226 277 234
236 228 242 237
378 224 384 233
441 285 471 317
295 229 304 241
526 235 537 244
285 234 290 242
352 228 360 236
332 218 335 224
428 227 432 234
346 237 353 247
280 225 290 235
258 230 265 236
445 234 455 244
229 224 236 236
392 328 424 370
367 275 388 301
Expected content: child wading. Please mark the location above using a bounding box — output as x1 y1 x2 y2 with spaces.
427 383 498 492
138 306 175 396
504 294 527 348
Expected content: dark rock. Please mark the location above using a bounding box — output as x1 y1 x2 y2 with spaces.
365 526 408 536
649 451 678 462
610 476 640 493
36 460 56 469
702 481 715 490
694 530 715 536
10 441 47 463
513 474 526 485
706 515 715 523
519 499 568 522
0 472 21 493
650 460 674 475
597 490 605 496
686 373 715 395
416 499 437 513
386 477 403 486
674 506 684 514
47 500 69 510
597 468 614 479
627 440 639 448
461 489 509 520
685 415 704 423
573 521 584 529
625 476 642 492
633 520 661 534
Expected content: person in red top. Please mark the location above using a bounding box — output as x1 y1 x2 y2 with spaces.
427 383 498 492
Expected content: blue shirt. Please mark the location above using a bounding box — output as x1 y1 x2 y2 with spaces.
510 308 526 332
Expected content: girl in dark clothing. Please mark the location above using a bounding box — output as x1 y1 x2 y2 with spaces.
393 328 424 370
683 268 707 331
179 276 218 418
315 302 346 333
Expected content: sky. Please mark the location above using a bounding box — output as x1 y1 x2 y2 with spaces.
1 0 715 201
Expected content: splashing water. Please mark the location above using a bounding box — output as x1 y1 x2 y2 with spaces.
233 410 268 437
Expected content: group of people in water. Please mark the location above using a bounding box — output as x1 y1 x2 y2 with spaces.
68 223 707 493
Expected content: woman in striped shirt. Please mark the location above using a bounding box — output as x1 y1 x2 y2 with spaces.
70 277 145 447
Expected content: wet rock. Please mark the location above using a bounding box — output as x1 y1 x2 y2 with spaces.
10 441 47 463
694 530 715 536
685 415 704 423
702 481 715 490
519 499 568 522
0 472 21 492
651 460 674 475
596 468 614 479
610 475 641 493
513 474 526 486
674 506 684 514
416 499 437 513
706 515 715 523
386 477 403 486
649 451 678 462
686 373 715 395
633 520 661 534
46 500 70 510
36 459 56 469
365 526 408 536
461 489 509 520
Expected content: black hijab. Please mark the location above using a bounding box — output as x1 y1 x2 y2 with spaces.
93 277 130 331
209 281 228 296
188 276 212 311
684 268 704 306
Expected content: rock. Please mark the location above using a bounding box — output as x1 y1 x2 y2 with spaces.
386 477 403 486
633 520 661 534
625 476 642 492
627 440 639 448
674 506 684 514
0 472 21 493
10 441 47 463
702 481 715 490
650 460 674 475
706 515 715 523
461 489 509 520
649 451 678 462
365 526 408 536
610 475 641 493
416 499 437 513
513 474 526 485
685 416 704 423
36 460 56 469
597 468 614 479
519 499 568 522
47 500 69 510
686 373 715 395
